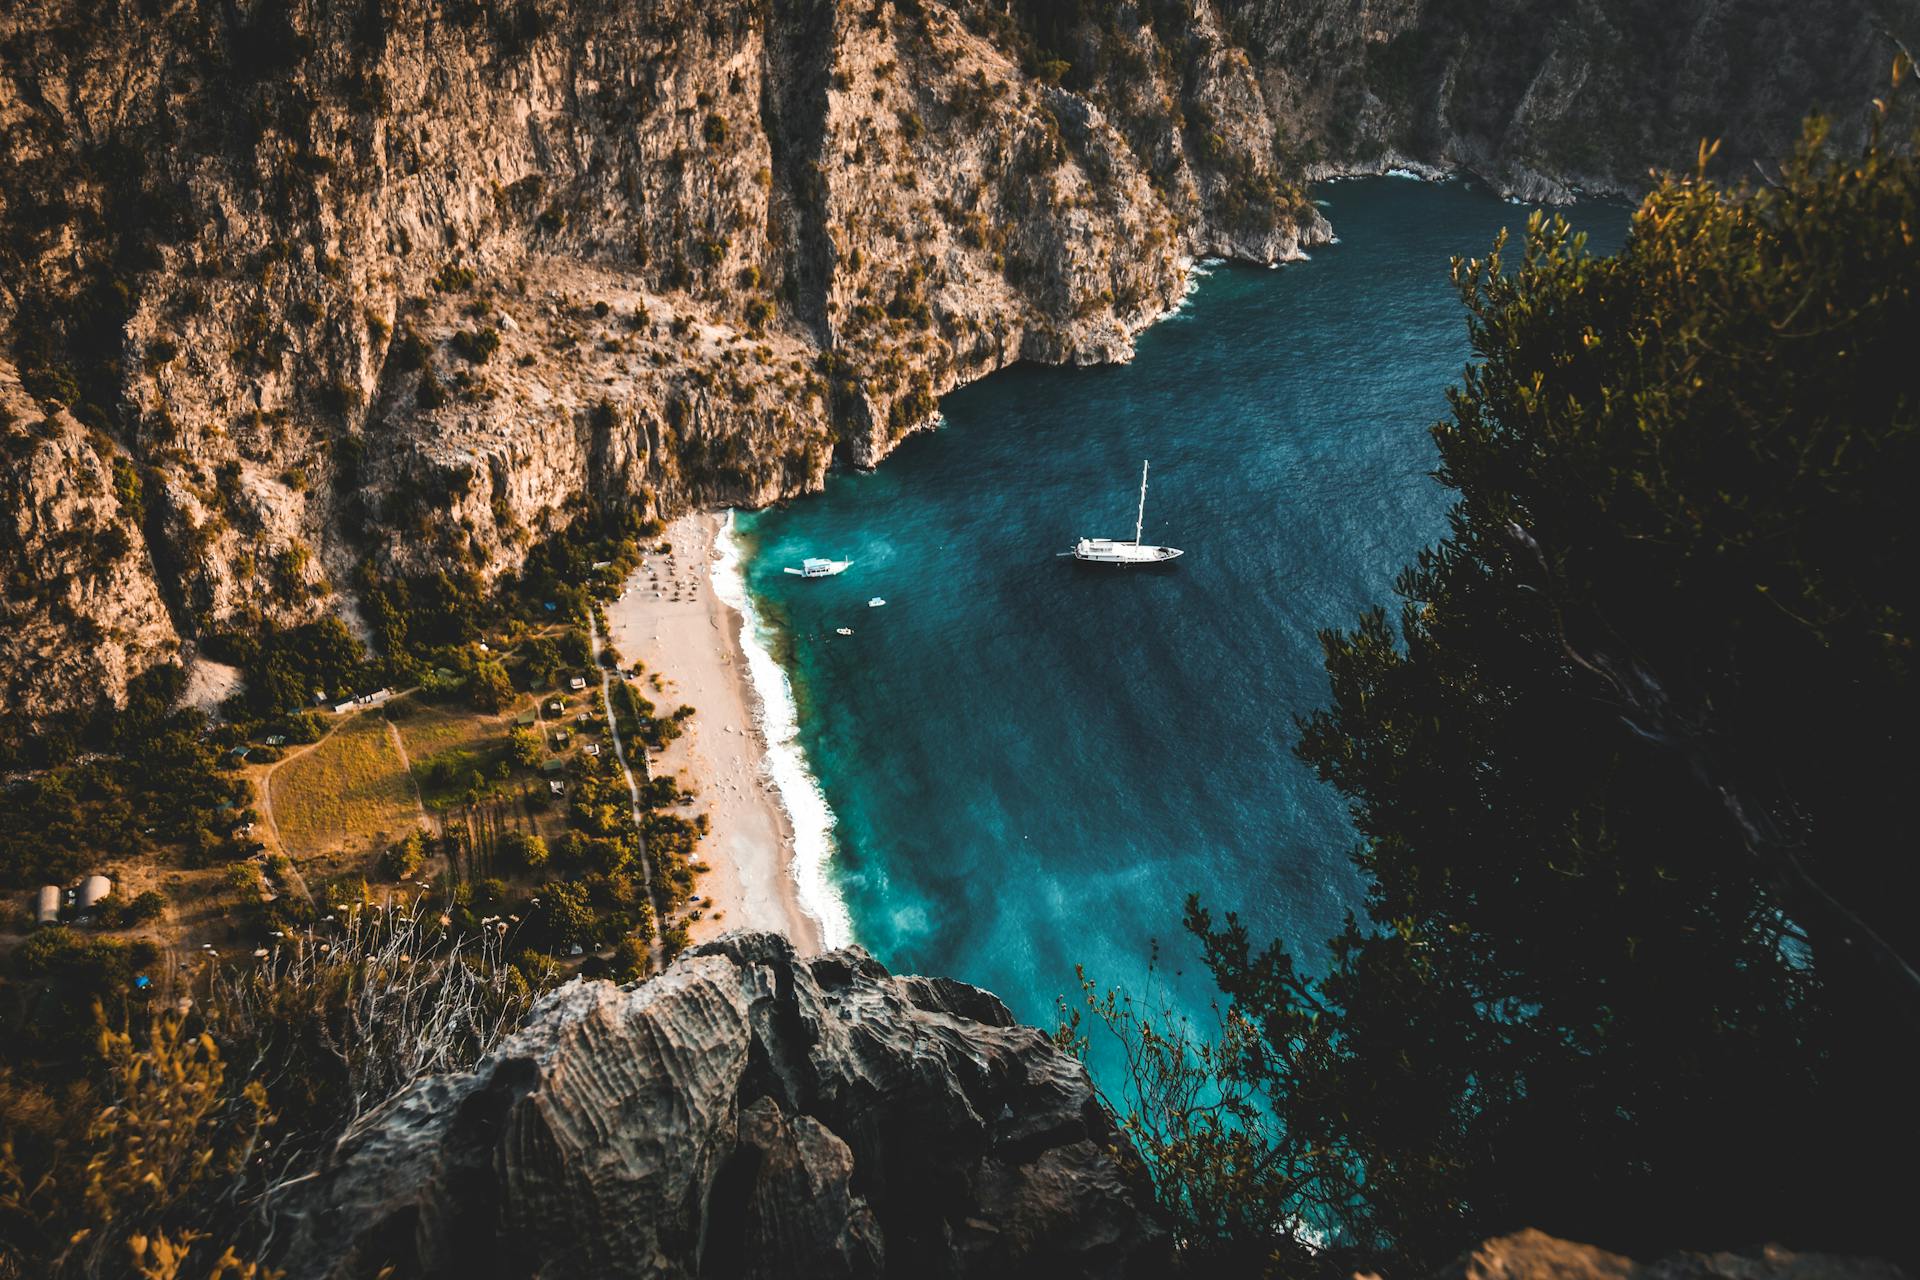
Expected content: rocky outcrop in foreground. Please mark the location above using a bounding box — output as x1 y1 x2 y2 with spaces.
1442 1229 1908 1280
268 932 1167 1279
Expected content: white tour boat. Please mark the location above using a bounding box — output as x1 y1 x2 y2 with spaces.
1060 460 1183 565
784 557 853 578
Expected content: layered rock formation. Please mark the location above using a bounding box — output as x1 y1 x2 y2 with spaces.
267 932 1168 1279
0 0 1896 717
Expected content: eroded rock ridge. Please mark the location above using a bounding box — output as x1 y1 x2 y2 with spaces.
267 931 1169 1279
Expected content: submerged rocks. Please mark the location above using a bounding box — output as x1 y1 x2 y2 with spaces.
268 932 1168 1279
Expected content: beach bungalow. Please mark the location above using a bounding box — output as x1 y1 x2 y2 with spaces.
552 729 572 748
583 743 600 758
546 699 565 716
514 711 537 729
568 676 588 691
35 885 58 925
548 780 566 796
540 758 566 776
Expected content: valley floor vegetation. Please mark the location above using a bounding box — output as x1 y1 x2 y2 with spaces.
1 504 717 1276
1065 81 1920 1278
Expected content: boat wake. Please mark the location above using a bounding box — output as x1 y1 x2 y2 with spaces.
712 511 855 949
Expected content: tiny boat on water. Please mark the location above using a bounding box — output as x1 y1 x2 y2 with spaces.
868 597 886 607
835 627 854 636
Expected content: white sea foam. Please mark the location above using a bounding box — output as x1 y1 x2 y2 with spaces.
711 511 855 948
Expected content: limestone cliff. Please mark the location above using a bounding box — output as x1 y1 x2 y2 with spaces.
0 0 1895 718
266 932 1170 1279
0 361 178 718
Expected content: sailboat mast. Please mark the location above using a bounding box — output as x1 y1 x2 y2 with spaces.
1134 460 1149 544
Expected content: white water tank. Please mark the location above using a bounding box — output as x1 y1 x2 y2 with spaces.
79 875 112 910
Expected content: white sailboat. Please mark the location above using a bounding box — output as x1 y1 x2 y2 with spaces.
1060 460 1183 565
784 556 853 578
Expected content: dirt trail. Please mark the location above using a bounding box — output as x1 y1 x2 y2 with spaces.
385 719 432 830
592 611 666 972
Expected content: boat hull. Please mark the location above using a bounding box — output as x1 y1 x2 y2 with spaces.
1061 541 1183 565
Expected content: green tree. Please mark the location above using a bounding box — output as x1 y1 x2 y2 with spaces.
470 657 515 712
610 936 649 982
379 831 426 881
507 726 542 769
1117 102 1920 1275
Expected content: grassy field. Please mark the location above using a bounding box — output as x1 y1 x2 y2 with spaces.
270 713 423 858
393 697 523 810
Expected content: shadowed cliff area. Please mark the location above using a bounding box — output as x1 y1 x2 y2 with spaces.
0 0 1901 722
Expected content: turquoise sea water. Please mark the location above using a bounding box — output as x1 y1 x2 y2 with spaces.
734 178 1629 1046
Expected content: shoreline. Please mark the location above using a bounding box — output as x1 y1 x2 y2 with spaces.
605 513 825 955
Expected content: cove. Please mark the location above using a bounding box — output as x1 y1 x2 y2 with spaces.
734 177 1630 1052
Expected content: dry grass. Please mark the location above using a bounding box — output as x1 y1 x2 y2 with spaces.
270 713 423 858
393 697 516 758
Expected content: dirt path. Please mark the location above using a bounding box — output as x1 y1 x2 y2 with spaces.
253 693 428 861
256 737 325 857
592 611 666 972
385 718 433 830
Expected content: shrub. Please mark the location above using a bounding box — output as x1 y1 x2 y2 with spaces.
451 326 501 364
379 832 425 881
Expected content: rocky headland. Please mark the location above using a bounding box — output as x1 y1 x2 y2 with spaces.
266 931 1170 1278
0 0 1897 718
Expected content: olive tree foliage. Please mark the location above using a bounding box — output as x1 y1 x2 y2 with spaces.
1082 75 1920 1278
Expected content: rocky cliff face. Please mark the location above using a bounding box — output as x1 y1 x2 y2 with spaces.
0 0 1895 718
266 932 1169 1279
0 363 178 718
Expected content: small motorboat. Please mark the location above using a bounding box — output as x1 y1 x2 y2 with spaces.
785 557 853 578
834 627 854 636
868 597 886 608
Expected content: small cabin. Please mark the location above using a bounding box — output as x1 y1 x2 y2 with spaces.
548 780 566 796
35 885 59 925
540 758 566 776
568 676 588 691
583 743 600 758
514 711 537 729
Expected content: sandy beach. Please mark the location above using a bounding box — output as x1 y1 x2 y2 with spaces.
605 513 823 954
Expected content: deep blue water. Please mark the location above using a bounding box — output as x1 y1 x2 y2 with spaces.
736 178 1629 1048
